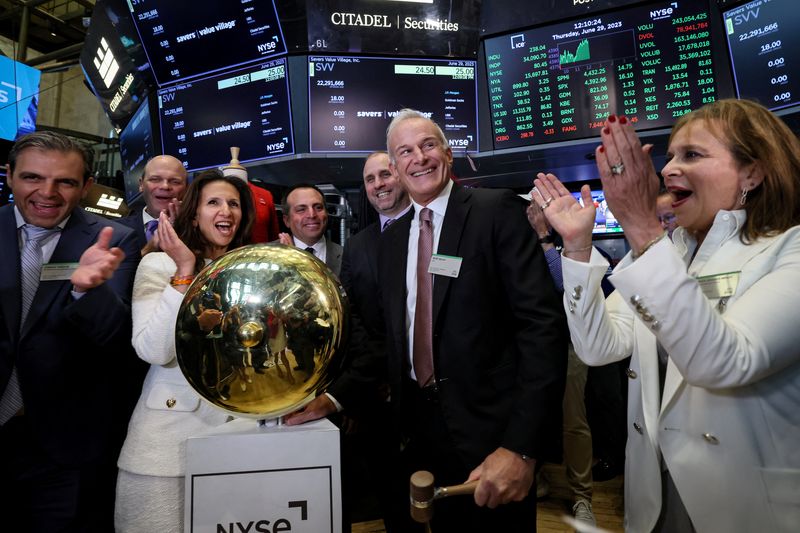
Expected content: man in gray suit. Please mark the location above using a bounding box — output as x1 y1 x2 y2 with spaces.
278 183 342 275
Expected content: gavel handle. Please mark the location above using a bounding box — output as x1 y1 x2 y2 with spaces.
436 480 478 498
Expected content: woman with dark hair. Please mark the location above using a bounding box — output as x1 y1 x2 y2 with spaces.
115 170 253 532
533 99 800 532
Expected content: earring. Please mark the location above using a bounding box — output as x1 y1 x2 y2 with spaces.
739 187 748 206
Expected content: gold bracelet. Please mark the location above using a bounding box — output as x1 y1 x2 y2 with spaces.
169 274 195 287
562 244 592 258
632 231 667 260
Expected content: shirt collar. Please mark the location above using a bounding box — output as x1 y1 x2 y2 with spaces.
672 209 746 260
293 235 326 254
379 203 412 230
410 179 454 220
142 209 157 225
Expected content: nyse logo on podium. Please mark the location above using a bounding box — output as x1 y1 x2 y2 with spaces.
191 467 334 533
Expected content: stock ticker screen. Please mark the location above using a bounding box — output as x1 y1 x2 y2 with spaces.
308 56 478 153
723 0 799 110
157 57 294 172
129 0 286 86
484 0 719 149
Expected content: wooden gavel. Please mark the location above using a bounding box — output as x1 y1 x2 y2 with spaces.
409 470 478 525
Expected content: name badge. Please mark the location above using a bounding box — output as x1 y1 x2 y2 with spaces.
40 262 79 281
696 271 740 300
428 254 462 278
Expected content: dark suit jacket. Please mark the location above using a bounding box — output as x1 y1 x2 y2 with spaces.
118 205 147 252
378 184 567 467
325 239 343 276
328 222 385 409
0 205 139 467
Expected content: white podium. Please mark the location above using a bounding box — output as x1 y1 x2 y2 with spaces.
184 418 342 533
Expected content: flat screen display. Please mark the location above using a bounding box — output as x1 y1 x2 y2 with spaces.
0 56 40 141
307 0 481 57
119 97 155 202
484 0 719 149
571 189 622 235
722 0 799 110
129 0 286 87
308 55 478 152
80 0 152 130
157 57 294 172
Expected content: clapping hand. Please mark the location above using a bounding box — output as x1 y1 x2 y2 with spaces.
71 226 126 292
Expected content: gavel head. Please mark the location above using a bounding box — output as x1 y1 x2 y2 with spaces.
410 470 436 523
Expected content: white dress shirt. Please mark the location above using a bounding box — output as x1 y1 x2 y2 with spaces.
293 236 327 264
405 179 453 381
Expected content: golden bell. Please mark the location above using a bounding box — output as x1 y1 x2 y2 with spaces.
175 244 348 419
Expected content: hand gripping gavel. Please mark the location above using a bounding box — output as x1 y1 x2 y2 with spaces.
409 470 478 526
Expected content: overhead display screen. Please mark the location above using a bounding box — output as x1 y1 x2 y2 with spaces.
129 0 286 86
307 0 481 57
0 55 40 141
157 57 294 172
119 97 155 202
308 56 478 153
485 0 719 149
81 0 152 130
723 0 799 110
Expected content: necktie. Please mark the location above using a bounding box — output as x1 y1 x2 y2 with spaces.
0 225 60 425
144 219 158 242
304 247 316 256
413 208 434 387
382 218 395 232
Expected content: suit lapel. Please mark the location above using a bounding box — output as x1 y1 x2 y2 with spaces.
21 209 97 339
432 184 471 328
0 206 21 341
386 210 412 351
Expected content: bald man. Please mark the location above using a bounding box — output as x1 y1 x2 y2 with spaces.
120 155 188 250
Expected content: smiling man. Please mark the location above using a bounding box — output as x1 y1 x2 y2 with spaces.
378 109 567 531
279 183 342 274
0 131 139 531
120 155 188 250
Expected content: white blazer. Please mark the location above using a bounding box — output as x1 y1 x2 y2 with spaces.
563 210 800 533
118 252 228 478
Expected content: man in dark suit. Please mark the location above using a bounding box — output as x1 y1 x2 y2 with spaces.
380 110 567 531
0 131 139 531
278 183 343 275
286 152 410 419
286 152 410 530
118 154 188 250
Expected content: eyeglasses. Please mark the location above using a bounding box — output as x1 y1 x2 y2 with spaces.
658 213 677 228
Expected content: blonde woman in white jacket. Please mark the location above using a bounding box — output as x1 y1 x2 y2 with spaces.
533 99 800 532
115 170 254 533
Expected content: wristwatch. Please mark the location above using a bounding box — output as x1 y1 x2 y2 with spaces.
538 233 555 244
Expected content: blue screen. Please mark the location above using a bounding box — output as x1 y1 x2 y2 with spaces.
0 56 41 141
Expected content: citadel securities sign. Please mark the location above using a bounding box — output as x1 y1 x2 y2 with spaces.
308 0 480 57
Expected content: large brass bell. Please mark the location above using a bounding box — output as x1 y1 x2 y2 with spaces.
175 244 348 419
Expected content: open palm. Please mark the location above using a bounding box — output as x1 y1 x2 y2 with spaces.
532 173 596 245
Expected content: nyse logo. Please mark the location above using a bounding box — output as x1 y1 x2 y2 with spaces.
93 37 119 88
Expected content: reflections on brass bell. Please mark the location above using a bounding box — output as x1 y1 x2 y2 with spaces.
175 244 348 419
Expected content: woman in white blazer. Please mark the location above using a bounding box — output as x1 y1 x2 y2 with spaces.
533 99 800 532
115 170 254 533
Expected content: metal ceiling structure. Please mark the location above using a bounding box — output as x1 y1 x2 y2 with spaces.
0 0 93 68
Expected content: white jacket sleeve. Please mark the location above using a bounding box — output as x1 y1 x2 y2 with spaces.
561 247 635 366
607 233 800 389
131 253 186 366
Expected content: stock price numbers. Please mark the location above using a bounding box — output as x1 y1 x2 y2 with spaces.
724 0 797 109
485 2 718 149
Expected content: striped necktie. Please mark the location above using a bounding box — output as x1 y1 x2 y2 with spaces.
0 224 60 424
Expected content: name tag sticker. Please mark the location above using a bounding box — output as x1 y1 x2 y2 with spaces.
696 271 740 300
428 254 462 278
40 262 79 281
